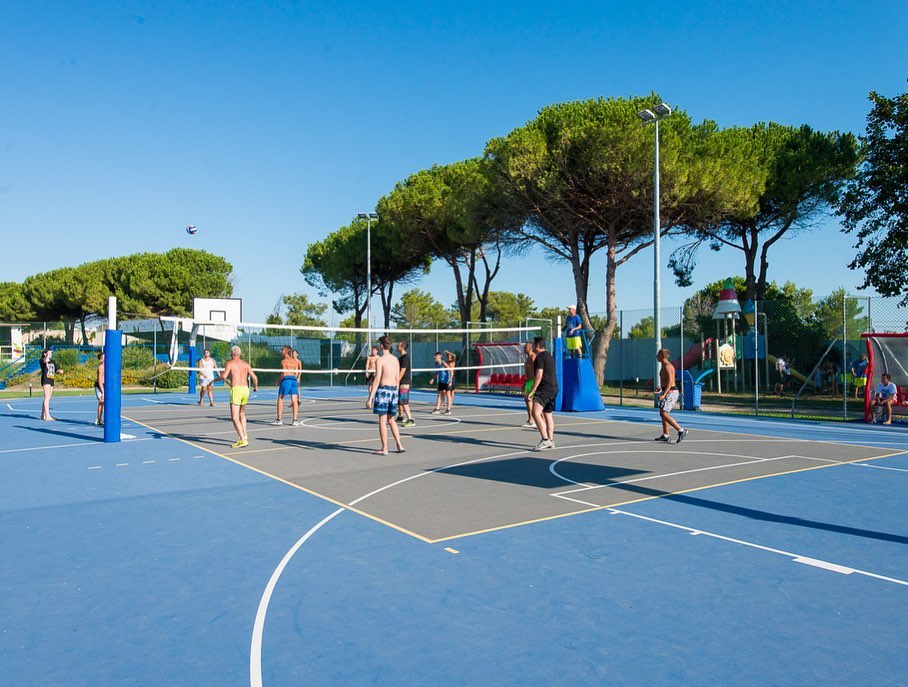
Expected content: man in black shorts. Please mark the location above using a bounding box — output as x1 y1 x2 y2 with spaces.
527 336 558 450
396 341 415 427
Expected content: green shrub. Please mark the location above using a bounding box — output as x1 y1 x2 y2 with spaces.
52 348 80 370
122 346 155 370
150 368 188 389
61 370 95 389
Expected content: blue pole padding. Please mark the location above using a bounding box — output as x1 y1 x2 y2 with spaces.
103 330 122 443
188 346 197 392
553 337 565 411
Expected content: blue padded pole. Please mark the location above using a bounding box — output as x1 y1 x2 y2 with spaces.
188 345 197 393
103 330 122 443
554 336 565 412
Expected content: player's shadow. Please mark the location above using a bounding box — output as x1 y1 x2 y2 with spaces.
14 424 103 442
436 457 647 490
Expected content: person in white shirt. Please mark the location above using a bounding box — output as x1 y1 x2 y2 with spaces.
872 373 898 425
197 349 218 407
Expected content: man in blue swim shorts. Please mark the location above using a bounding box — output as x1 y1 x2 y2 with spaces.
271 346 301 426
366 335 405 455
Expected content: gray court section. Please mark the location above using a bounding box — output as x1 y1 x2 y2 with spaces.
124 397 895 542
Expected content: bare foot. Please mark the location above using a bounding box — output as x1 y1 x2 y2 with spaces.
373 449 388 456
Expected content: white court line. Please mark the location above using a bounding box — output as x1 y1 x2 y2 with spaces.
250 508 345 687
852 463 908 474
169 458 181 462
0 437 154 455
87 465 101 470
143 460 155 464
606 507 908 587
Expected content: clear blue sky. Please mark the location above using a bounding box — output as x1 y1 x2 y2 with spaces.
1 1 904 323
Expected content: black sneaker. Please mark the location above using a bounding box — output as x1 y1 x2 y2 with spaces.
676 428 689 443
654 434 671 442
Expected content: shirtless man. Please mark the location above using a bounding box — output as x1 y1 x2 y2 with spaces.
366 335 405 455
521 341 536 428
197 349 217 407
271 346 302 426
218 345 258 448
291 349 303 407
95 352 105 427
365 345 379 391
655 348 688 443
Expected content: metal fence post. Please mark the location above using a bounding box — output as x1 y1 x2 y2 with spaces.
842 293 848 420
619 310 624 406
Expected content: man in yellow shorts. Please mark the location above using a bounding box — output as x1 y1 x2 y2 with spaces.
218 345 258 448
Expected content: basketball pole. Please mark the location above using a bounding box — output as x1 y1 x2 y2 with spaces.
103 296 122 443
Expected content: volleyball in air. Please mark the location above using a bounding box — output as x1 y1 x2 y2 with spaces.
185 224 198 235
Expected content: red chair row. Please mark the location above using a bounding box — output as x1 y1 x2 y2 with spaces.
488 373 526 388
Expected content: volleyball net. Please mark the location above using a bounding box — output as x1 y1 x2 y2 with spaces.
158 317 546 391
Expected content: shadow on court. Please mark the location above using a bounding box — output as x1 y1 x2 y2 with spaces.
437 459 908 545
438 457 647 489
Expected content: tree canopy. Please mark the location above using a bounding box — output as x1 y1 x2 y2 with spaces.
670 123 860 301
839 87 908 305
486 95 754 382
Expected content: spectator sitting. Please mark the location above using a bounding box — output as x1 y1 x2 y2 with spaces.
871 373 898 425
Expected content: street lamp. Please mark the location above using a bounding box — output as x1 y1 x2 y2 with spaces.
357 212 380 347
638 102 672 390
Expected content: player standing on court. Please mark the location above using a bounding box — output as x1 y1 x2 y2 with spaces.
39 348 62 421
272 346 301 426
94 352 105 426
655 349 688 443
522 341 536 428
366 336 405 455
396 341 415 427
197 349 217 407
219 345 258 448
527 337 558 450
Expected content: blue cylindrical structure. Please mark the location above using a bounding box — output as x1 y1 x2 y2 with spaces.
103 330 122 443
188 345 197 392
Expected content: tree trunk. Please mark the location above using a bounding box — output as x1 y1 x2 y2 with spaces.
80 316 89 346
592 241 619 385
569 243 592 331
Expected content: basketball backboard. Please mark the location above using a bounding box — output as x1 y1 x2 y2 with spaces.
193 297 242 342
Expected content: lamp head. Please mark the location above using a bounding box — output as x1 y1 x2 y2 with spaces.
357 213 369 220
637 109 656 123
654 102 672 117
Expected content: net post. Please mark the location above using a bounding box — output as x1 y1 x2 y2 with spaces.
188 346 197 393
103 328 122 443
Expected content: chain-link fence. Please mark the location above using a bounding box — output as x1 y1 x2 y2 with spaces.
596 294 907 421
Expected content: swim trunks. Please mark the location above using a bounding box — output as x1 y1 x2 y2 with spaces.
523 379 533 396
658 389 679 413
399 385 410 406
278 376 299 397
372 385 399 416
94 383 103 400
230 386 250 406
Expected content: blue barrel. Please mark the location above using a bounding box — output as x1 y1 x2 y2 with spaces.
680 369 702 411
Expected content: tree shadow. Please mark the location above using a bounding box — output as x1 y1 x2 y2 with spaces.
433 456 908 545
14 424 103 442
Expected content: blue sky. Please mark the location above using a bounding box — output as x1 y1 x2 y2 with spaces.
0 1 904 323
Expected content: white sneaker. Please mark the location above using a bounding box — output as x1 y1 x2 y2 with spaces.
430 409 441 415
521 421 535 428
269 420 283 426
291 420 301 427
533 439 554 451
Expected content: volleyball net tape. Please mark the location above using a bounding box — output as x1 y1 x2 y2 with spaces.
158 317 546 387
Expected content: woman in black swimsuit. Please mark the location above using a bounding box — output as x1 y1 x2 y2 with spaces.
39 349 62 421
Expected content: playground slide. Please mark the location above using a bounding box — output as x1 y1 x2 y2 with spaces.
671 339 713 372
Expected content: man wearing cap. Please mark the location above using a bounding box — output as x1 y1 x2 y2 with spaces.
565 305 583 359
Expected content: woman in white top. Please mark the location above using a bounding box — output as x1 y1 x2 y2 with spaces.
198 349 218 407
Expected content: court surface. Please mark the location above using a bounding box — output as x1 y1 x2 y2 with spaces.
2 388 906 686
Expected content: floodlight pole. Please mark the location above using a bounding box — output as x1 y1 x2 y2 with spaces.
358 212 379 349
653 117 662 385
639 103 671 391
